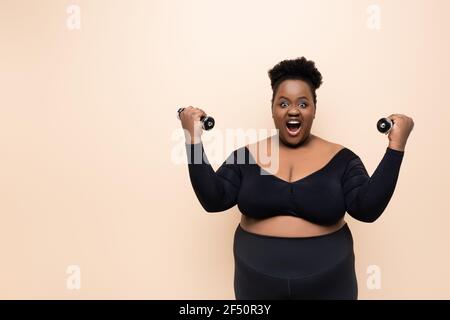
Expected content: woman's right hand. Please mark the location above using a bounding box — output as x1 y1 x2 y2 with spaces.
179 106 208 144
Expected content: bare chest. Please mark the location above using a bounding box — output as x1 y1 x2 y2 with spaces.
249 143 343 183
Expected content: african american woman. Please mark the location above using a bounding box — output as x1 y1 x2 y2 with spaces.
179 56 414 300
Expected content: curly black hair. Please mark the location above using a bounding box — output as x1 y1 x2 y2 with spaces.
268 56 323 109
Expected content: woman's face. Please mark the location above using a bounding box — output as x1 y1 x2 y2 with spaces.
272 79 316 148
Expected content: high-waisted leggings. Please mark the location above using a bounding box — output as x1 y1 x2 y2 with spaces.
233 222 358 300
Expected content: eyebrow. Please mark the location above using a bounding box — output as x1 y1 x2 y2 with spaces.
278 95 309 101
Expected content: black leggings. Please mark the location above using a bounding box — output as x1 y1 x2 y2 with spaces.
233 222 358 300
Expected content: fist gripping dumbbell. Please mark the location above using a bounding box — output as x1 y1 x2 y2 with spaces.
177 107 215 131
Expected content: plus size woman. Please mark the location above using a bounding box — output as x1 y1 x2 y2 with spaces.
179 57 414 300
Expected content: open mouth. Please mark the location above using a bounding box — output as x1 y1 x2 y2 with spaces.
286 120 302 136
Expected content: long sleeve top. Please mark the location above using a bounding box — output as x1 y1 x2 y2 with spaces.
185 141 405 225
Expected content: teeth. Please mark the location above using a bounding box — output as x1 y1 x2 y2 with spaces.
287 120 301 124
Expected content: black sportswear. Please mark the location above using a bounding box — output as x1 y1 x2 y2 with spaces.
185 141 404 224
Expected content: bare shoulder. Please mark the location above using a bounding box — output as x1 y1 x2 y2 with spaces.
244 141 257 153
245 138 275 163
313 136 345 153
247 137 273 150
247 135 345 159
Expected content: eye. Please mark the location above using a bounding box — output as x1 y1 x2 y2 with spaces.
280 101 307 108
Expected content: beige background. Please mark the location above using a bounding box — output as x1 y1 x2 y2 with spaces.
0 0 449 299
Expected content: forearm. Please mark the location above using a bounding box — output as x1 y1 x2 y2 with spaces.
185 142 237 212
388 141 405 152
184 130 202 145
346 147 404 222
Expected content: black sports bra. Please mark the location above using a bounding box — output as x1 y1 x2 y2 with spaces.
185 141 404 225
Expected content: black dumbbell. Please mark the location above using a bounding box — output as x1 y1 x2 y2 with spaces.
177 107 215 131
377 117 394 134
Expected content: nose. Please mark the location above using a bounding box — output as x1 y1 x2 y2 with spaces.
287 108 300 116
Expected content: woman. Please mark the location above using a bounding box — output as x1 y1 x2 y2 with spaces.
180 57 414 300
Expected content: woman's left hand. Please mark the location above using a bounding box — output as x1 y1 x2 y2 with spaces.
386 114 414 151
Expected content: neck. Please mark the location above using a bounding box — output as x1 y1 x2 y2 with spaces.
277 133 314 150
